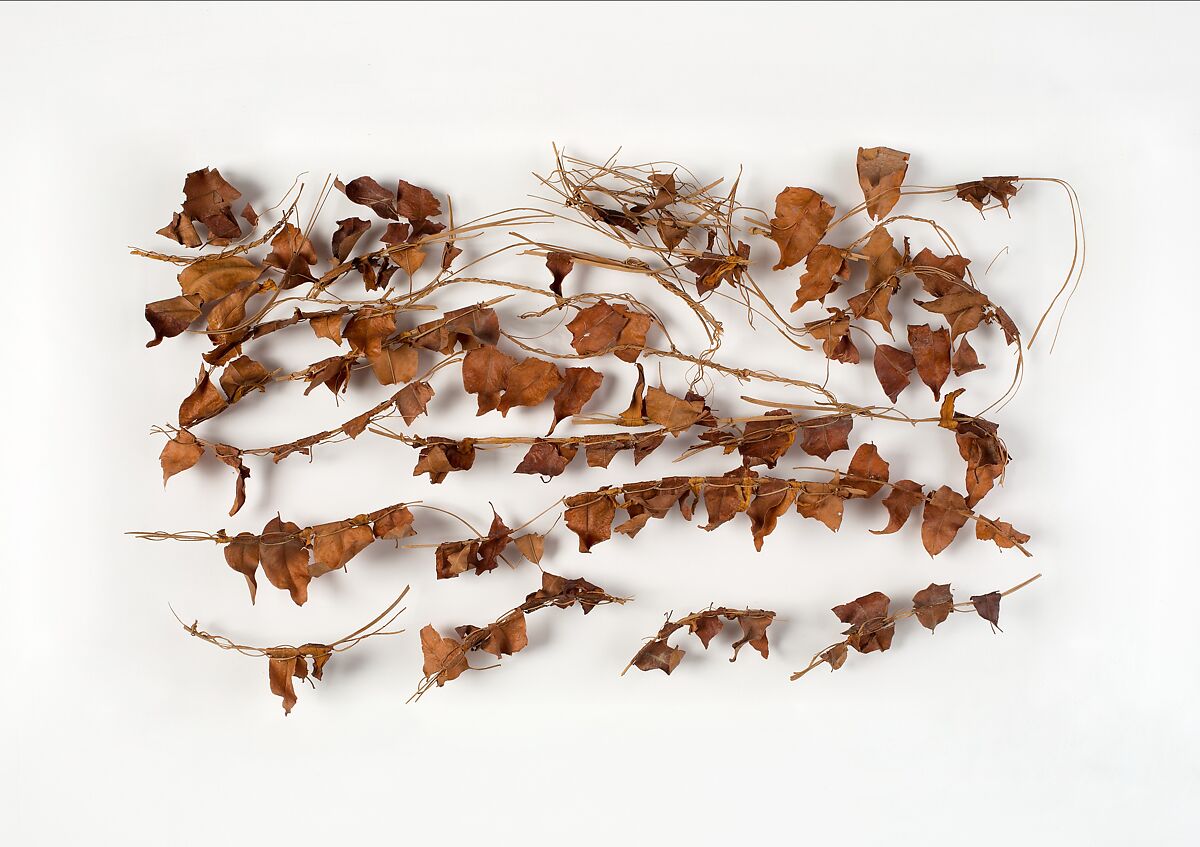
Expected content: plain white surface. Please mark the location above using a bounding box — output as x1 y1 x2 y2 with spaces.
3 2 1198 844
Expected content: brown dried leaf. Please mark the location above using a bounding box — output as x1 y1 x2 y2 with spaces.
332 217 371 262
833 592 894 653
791 245 852 311
514 441 577 477
396 179 441 221
952 336 985 376
178 256 262 303
393 381 435 425
372 506 416 540
921 486 969 556
420 625 469 684
912 583 954 632
908 324 952 401
179 367 227 427
160 430 204 485
871 480 925 535
747 477 797 551
223 532 259 604
731 611 775 660
857 146 909 220
976 519 1030 551
497 357 562 415
513 533 545 565
218 355 270 404
873 344 916 403
259 516 311 606
549 366 603 435
462 346 516 415
310 520 375 576
341 176 398 219
645 386 704 433
546 251 574 297
798 415 852 460
970 591 1003 630
368 345 419 386
631 639 686 674
145 294 202 347
157 212 202 247
564 491 616 553
846 443 889 498
769 187 834 270
182 168 242 239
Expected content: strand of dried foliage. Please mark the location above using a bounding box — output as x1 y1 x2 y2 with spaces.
135 146 1081 710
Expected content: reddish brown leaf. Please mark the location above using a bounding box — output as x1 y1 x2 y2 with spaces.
833 592 894 653
157 212 202 248
396 179 441 221
219 355 270 404
332 217 371 262
798 415 852 460
549 367 603 435
223 531 259 604
871 480 925 535
769 187 834 270
368 345 419 386
795 483 845 532
310 520 375 576
912 583 954 632
921 486 969 556
341 176 398 219
497 358 562 415
413 439 476 483
514 441 577 477
791 244 852 311
908 324 952 401
160 430 204 485
970 591 1003 630
182 168 243 239
420 625 469 684
259 516 311 606
730 611 775 660
462 346 516 415
976 519 1030 551
393 381 435 425
145 294 202 348
267 654 298 715
178 256 262 303
546 251 574 297
372 506 416 540
857 146 909 220
873 344 916 403
747 477 797 551
952 336 985 375
179 367 227 427
846 443 890 498
564 491 617 553
631 639 686 674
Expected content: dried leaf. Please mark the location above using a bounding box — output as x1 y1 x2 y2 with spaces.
513 533 545 565
791 245 852 311
145 294 202 347
372 506 416 540
332 217 371 262
549 367 603 435
970 591 1003 630
497 358 562 415
462 346 517 415
546 251 574 297
871 480 925 535
341 176 398 219
921 486 969 556
310 520 375 576
912 583 954 632
857 146 909 220
178 256 261 302
420 625 469 684
631 639 686 674
223 532 259 604
182 168 242 239
846 443 889 498
160 430 204 484
798 415 852 460
393 381 435 425
833 592 894 653
514 441 577 477
564 491 616 553
873 344 916 403
157 212 201 248
396 179 442 221
769 187 834 270
179 367 227 427
908 324 952 401
259 516 311 606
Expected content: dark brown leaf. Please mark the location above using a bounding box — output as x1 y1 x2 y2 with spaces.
908 324 951 401
912 583 954 632
857 146 909 220
921 486 969 556
769 187 834 270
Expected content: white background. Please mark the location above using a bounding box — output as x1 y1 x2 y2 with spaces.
3 2 1198 844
